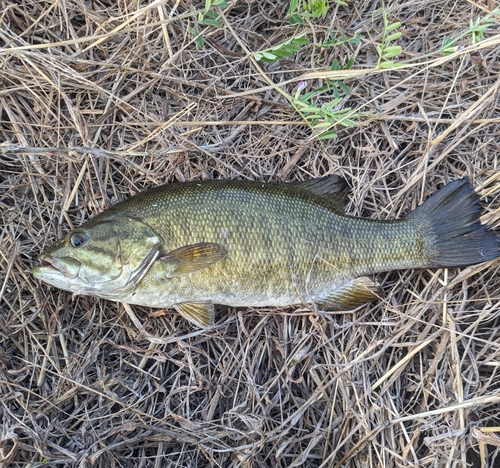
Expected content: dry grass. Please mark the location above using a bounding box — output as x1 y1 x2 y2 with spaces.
1 0 500 466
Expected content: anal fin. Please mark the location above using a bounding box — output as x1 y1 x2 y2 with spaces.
317 277 383 311
174 301 215 328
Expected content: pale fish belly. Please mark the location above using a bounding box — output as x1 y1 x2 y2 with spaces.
117 256 350 309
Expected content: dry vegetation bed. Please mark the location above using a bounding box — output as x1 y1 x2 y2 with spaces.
1 0 500 466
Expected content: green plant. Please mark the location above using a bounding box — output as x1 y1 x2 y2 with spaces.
188 26 205 48
376 10 402 69
253 3 362 139
440 36 456 56
319 28 363 48
254 34 309 62
314 30 360 100
288 0 336 25
469 9 498 43
198 0 228 26
254 28 362 64
189 0 228 48
293 81 359 139
328 58 355 97
440 7 500 55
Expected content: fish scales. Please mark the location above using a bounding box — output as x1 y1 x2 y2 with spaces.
111 181 423 304
33 177 500 328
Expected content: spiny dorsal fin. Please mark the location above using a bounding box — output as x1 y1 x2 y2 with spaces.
317 277 382 310
287 175 350 212
174 301 214 328
160 242 228 277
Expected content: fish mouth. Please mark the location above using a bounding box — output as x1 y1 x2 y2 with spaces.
35 254 81 279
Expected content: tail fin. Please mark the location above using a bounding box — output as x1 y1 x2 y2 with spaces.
408 178 499 268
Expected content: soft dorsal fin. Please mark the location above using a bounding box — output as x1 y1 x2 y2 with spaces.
287 175 350 211
160 242 228 277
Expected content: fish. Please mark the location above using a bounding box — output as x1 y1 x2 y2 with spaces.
32 176 499 328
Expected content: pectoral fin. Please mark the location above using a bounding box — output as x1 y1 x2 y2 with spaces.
317 277 383 310
174 301 215 328
160 242 228 277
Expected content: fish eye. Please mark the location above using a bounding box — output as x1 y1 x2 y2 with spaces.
70 232 88 247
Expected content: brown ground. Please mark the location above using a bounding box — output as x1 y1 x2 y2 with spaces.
1 0 500 467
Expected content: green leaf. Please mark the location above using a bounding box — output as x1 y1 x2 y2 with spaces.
313 84 329 94
298 104 321 114
313 121 335 129
283 44 301 53
323 97 342 108
289 14 305 25
386 21 401 31
204 11 220 20
339 81 350 94
272 48 292 58
441 47 456 56
304 113 323 122
342 119 358 127
380 60 397 69
200 17 220 26
300 90 316 102
442 36 454 47
293 37 309 45
288 0 299 15
386 32 402 42
382 45 401 58
188 27 204 48
262 52 277 60
440 36 456 55
318 130 338 140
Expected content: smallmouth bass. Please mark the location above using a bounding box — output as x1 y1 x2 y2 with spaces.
33 176 500 328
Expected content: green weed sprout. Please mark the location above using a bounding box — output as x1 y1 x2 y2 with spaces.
376 10 402 69
254 34 309 62
440 7 500 55
293 81 359 140
189 0 228 48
